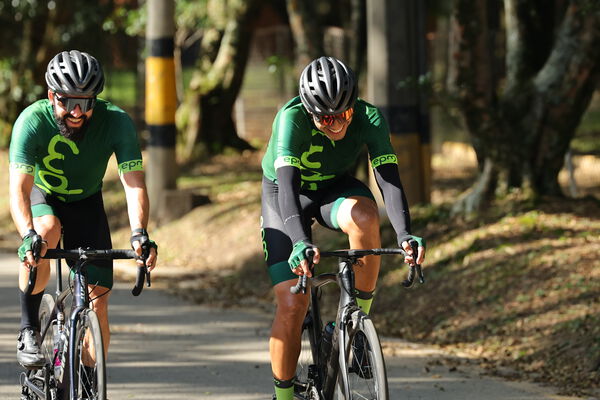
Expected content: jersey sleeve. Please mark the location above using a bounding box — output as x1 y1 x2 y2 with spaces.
109 109 143 175
363 105 398 169
362 104 412 244
272 107 311 170
8 106 43 175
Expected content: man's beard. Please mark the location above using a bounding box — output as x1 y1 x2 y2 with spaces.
54 112 89 142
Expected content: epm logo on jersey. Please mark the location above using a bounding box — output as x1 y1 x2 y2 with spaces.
119 159 144 174
9 162 34 175
275 155 301 169
371 154 398 168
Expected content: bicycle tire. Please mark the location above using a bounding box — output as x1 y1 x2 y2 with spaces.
39 294 63 399
72 309 106 400
18 294 58 400
39 294 56 362
295 314 320 399
336 311 388 400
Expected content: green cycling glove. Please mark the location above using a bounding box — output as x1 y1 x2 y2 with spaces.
398 234 426 249
18 230 43 262
288 240 314 271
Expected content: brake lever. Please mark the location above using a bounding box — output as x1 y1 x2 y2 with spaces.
401 240 425 288
290 248 315 295
24 235 44 295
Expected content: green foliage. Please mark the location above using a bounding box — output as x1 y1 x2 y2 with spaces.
102 69 136 108
572 98 600 155
0 0 129 148
516 211 539 230
106 0 210 38
176 0 209 31
103 4 145 37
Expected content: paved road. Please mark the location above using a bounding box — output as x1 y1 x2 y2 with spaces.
0 254 588 399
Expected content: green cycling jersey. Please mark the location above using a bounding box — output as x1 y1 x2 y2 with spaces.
9 98 143 202
261 97 398 191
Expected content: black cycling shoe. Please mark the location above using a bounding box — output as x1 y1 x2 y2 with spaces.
17 328 45 369
350 331 373 379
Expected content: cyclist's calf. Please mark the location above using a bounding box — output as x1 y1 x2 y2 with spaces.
88 286 111 358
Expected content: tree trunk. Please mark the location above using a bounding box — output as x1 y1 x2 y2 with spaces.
286 0 324 71
180 0 260 161
449 0 600 214
344 0 367 77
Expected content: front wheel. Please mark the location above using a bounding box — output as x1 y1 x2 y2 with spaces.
295 314 321 399
72 309 106 400
38 294 60 398
337 311 388 400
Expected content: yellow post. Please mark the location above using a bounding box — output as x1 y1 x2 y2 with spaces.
145 0 178 223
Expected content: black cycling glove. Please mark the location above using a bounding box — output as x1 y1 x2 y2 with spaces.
130 228 158 260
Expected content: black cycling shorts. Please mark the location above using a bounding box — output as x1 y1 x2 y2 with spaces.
31 185 114 289
260 175 375 285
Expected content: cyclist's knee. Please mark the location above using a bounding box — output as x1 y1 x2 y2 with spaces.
33 215 61 247
274 281 309 321
337 198 379 235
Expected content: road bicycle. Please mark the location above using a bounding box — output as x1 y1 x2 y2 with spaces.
20 247 150 400
291 246 424 400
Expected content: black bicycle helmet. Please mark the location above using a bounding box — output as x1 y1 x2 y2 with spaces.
45 50 104 97
299 56 357 116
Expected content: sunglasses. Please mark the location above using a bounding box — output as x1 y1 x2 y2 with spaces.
313 108 354 126
54 94 96 113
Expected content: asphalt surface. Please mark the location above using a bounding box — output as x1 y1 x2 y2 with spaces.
0 254 590 399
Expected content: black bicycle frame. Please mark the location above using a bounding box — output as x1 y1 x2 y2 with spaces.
308 256 360 399
22 248 148 400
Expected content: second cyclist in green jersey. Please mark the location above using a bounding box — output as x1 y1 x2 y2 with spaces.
9 50 158 372
261 56 426 400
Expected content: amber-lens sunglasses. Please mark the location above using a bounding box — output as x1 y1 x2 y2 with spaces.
313 108 354 126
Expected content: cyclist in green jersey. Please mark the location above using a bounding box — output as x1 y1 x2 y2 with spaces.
9 50 158 369
261 56 426 399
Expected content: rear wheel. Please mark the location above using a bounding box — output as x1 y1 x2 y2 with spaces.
72 309 106 400
337 311 388 400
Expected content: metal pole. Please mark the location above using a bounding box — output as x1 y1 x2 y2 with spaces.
145 0 178 222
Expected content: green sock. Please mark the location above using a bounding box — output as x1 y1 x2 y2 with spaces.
274 377 294 400
356 297 373 314
355 289 375 314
